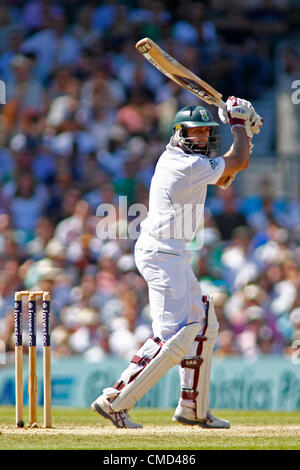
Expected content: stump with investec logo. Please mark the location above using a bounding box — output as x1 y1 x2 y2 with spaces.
14 291 52 428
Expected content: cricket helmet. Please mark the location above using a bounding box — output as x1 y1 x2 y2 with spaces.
172 105 220 155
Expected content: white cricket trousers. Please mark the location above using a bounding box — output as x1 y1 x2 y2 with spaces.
111 244 208 396
134 246 206 341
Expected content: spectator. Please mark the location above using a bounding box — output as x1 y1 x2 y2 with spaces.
22 0 64 35
214 187 248 241
21 13 81 82
117 87 157 134
221 226 257 291
26 216 55 259
72 6 101 48
0 28 25 83
7 171 48 241
91 0 118 35
0 5 19 54
5 55 44 132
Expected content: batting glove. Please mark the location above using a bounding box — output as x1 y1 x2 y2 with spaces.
245 110 263 144
219 97 263 135
218 96 254 128
249 109 263 135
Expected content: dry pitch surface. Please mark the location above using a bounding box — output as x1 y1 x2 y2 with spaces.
0 407 300 450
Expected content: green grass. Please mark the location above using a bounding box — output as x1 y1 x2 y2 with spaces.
0 406 300 450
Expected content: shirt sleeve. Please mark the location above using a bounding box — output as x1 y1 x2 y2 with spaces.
191 156 225 185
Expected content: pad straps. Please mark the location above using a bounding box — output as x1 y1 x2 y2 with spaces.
180 296 209 406
113 336 164 391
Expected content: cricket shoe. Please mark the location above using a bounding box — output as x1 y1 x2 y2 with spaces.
172 405 230 429
91 389 143 429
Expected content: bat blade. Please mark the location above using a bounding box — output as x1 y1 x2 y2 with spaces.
135 38 226 110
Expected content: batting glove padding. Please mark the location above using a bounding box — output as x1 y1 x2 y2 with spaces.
218 96 263 138
219 96 253 126
244 110 263 141
249 110 263 134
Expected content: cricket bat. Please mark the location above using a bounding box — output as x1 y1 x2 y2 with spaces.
135 38 226 110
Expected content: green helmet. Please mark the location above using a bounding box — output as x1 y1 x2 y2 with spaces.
172 105 219 130
172 105 220 155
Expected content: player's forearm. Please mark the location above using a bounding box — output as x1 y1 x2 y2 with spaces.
224 126 250 170
216 126 250 186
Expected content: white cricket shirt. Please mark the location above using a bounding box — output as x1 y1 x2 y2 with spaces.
138 141 225 253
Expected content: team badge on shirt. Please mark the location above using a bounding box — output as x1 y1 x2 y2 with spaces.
209 158 219 170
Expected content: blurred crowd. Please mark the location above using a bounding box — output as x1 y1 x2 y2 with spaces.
0 0 299 363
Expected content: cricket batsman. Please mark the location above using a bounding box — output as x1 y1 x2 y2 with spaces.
91 96 263 428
